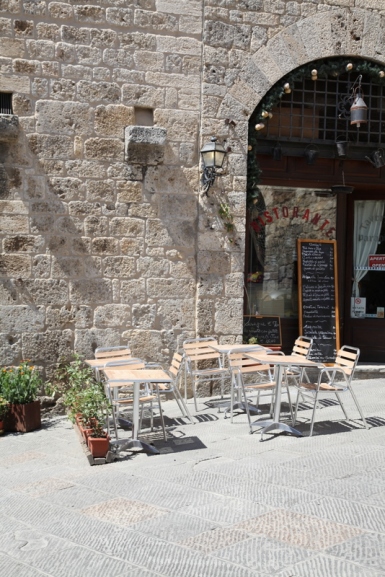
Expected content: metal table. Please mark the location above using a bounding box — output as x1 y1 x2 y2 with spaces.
103 368 173 455
243 353 323 439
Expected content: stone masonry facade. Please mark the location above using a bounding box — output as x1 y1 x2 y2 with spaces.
1 0 385 375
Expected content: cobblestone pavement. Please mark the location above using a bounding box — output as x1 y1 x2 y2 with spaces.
1 378 385 577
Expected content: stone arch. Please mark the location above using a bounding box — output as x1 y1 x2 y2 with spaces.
218 9 385 126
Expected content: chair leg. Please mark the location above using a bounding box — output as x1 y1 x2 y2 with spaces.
348 386 369 429
111 404 119 440
139 403 144 433
309 391 319 437
192 377 198 412
241 382 253 434
156 386 167 441
286 385 294 424
335 391 349 420
173 388 194 424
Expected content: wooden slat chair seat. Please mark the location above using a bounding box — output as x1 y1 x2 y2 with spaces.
228 351 293 432
183 338 230 411
293 345 369 436
93 346 132 383
103 359 166 441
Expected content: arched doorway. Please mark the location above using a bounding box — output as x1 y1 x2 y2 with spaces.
246 58 385 361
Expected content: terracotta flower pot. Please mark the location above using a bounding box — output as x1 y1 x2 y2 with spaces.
0 420 4 435
4 400 41 433
88 435 110 458
83 428 93 442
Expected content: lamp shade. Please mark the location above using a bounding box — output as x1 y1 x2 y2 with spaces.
200 137 226 169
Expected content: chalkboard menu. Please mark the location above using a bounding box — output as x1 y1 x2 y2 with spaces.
243 315 282 346
298 239 340 363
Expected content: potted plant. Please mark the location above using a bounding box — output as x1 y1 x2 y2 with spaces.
0 396 9 434
1 361 42 432
80 383 110 458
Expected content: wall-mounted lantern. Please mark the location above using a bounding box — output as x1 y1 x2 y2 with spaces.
200 137 227 194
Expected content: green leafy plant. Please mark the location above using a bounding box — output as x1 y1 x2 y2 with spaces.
46 354 109 436
0 396 9 419
0 361 41 405
218 202 237 242
248 337 258 345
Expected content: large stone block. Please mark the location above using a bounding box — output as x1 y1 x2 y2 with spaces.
157 298 195 330
70 279 112 304
110 217 144 237
106 7 133 26
95 104 134 138
46 304 92 329
90 28 117 48
84 216 108 236
0 254 31 276
0 333 21 365
86 179 115 202
0 38 25 57
0 305 45 332
132 303 156 329
130 329 167 362
0 75 30 93
116 180 142 203
103 256 135 278
3 235 44 253
22 329 73 364
74 5 105 22
27 134 73 159
77 80 120 103
22 279 68 305
0 279 18 304
147 277 195 298
94 303 131 327
120 31 156 50
48 2 73 19
146 218 196 248
49 177 85 201
74 327 121 358
35 100 91 135
144 165 198 194
51 256 84 278
122 83 164 108
137 256 169 277
66 160 106 179
125 126 167 165
91 237 119 255
84 137 124 161
134 9 178 32
120 278 145 303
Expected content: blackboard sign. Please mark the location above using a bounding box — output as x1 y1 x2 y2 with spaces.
243 315 282 346
298 239 340 363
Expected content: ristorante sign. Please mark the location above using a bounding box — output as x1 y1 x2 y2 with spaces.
251 206 336 237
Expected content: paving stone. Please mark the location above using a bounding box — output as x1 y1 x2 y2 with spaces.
214 534 314 573
181 526 251 553
38 485 116 509
293 496 385 533
180 495 271 526
82 497 166 526
131 511 219 542
0 529 76 562
326 532 385 572
277 554 384 577
0 451 46 468
0 553 50 577
26 546 133 577
235 509 362 550
14 477 74 498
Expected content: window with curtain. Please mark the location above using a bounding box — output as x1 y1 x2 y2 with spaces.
352 200 385 317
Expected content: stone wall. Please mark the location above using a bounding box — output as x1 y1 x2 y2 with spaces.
0 0 385 373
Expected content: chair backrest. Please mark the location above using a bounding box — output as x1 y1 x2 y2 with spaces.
183 338 220 363
95 346 131 360
228 352 273 376
334 345 360 379
169 351 183 379
291 336 313 359
103 358 145 370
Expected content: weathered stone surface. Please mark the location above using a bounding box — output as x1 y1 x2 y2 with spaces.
94 303 131 327
95 104 134 137
0 305 45 332
74 327 121 358
84 138 124 161
36 100 91 135
110 217 144 237
21 279 68 305
0 254 31 276
22 329 73 363
46 304 92 329
70 279 112 304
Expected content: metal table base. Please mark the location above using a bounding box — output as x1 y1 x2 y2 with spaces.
110 438 160 455
250 418 303 440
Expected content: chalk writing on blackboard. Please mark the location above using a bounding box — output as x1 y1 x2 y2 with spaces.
298 239 340 363
243 315 282 346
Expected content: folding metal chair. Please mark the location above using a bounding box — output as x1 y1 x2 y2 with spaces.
293 345 369 436
183 337 230 411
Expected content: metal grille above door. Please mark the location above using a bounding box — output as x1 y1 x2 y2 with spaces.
0 93 13 114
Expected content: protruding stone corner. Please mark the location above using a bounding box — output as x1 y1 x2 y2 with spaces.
0 114 19 141
124 126 167 166
125 126 167 146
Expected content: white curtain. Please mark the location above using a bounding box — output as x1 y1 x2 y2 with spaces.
353 200 385 296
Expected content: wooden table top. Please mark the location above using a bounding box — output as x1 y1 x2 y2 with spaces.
244 353 323 367
208 344 272 354
85 356 132 368
103 368 172 383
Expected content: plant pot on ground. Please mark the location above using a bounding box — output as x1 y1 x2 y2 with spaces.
0 362 42 433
